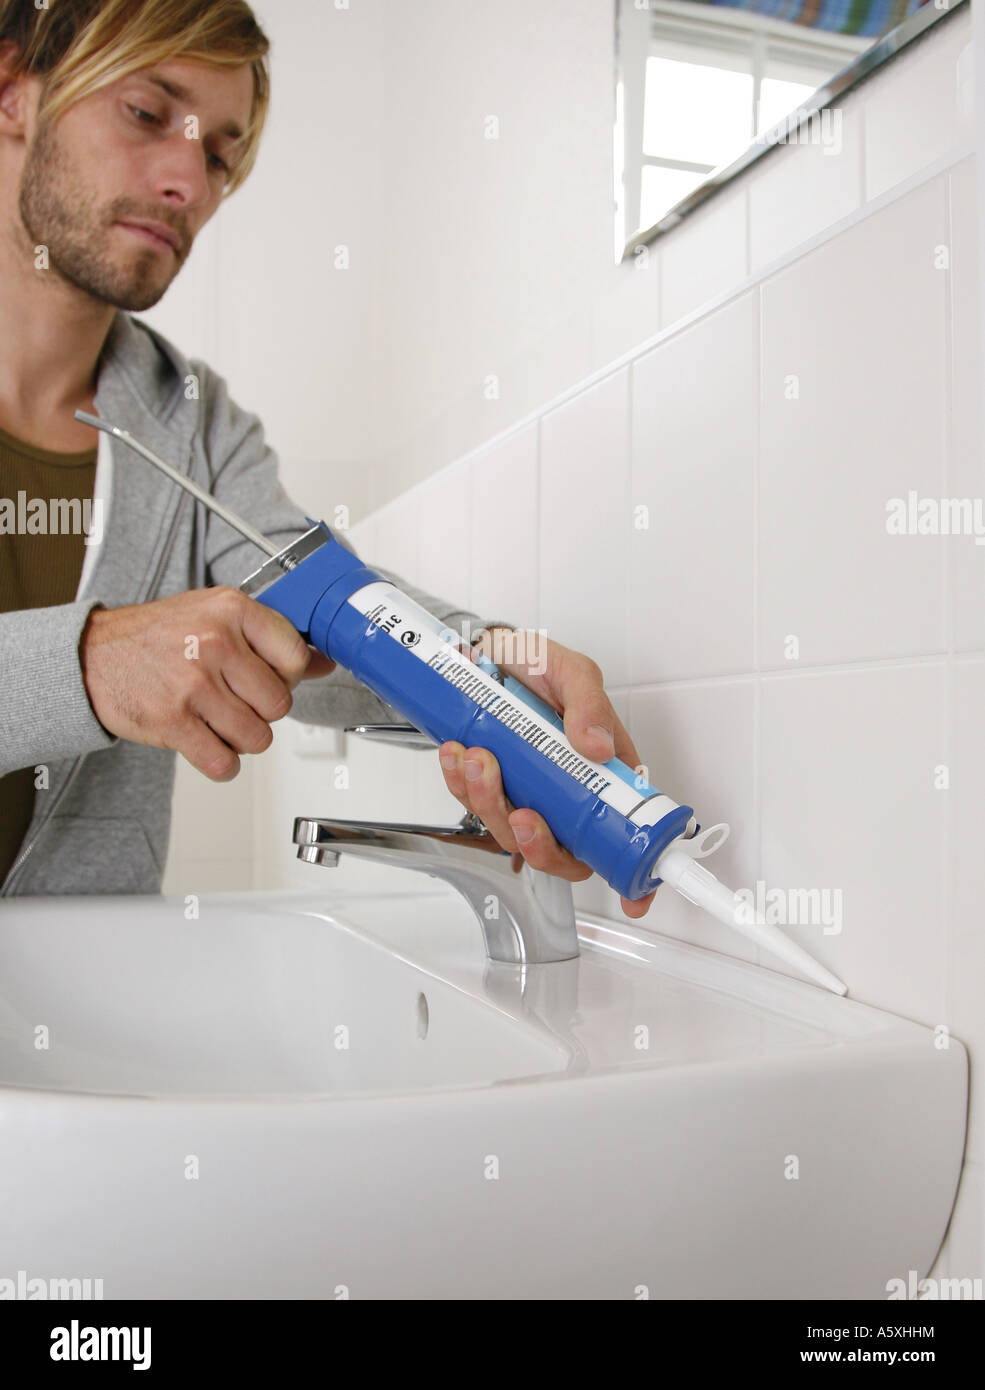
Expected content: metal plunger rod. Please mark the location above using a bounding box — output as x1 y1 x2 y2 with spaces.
74 410 281 560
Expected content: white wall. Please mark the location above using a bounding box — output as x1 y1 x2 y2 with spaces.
153 1 982 1289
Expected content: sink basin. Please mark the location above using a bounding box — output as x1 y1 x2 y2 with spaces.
0 891 568 1097
0 882 968 1299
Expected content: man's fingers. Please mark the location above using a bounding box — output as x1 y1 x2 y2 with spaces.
299 648 337 680
235 590 313 691
506 810 595 882
437 641 656 914
222 645 295 723
620 889 658 918
438 742 521 852
438 740 594 879
545 654 643 775
180 715 242 782
192 674 275 758
611 712 643 776
548 654 619 762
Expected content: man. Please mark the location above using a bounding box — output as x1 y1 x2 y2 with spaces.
0 0 655 917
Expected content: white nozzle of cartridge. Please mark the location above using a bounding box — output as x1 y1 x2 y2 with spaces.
653 828 848 996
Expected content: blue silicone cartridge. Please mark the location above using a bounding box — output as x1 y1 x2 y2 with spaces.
77 412 848 993
240 520 694 902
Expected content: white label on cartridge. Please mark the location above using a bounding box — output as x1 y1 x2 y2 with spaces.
347 582 670 825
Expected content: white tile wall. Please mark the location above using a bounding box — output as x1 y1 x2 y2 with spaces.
863 5 974 202
660 186 748 331
748 104 863 273
369 491 421 591
950 659 985 1166
414 464 472 609
539 370 632 688
759 663 947 1023
577 680 759 963
591 250 661 373
948 155 985 653
631 292 757 682
759 177 949 670
469 424 540 634
162 755 256 894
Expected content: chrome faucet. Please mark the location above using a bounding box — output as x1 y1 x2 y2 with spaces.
292 724 580 964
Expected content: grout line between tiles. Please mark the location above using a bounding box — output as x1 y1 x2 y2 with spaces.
535 417 542 631
942 164 957 1055
602 650 971 700
626 361 635 693
753 281 763 973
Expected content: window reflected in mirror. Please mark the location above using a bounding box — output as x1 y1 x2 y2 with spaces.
615 0 958 261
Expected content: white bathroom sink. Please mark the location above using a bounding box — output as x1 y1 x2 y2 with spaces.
0 881 968 1300
0 891 568 1097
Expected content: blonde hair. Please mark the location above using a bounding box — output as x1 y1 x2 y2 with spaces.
0 0 270 195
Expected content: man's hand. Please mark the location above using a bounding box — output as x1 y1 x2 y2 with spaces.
80 587 335 781
437 629 658 920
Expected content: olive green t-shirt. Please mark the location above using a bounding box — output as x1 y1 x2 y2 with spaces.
0 424 98 884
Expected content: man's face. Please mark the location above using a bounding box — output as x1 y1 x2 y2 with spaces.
17 58 253 312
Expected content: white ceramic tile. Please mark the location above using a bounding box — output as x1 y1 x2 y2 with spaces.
347 515 378 565
161 857 255 895
591 251 661 373
574 681 759 964
748 103 862 273
470 424 540 633
414 465 472 611
949 660 985 1165
273 453 372 536
366 492 421 592
631 292 756 682
948 156 985 653
759 178 948 670
937 1161 985 1290
164 755 256 870
539 369 632 688
660 186 748 330
760 664 946 1021
515 308 595 432
863 6 973 201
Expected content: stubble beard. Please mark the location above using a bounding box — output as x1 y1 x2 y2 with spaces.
19 118 181 312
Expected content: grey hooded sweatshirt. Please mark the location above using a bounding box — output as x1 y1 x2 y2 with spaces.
0 311 516 897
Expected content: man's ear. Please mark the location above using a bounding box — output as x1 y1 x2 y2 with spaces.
0 42 34 137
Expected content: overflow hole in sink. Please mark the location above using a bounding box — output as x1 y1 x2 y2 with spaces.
416 992 429 1040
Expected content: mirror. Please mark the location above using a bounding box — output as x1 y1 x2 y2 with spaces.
614 0 966 262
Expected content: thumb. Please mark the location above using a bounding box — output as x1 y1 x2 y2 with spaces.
299 646 337 680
